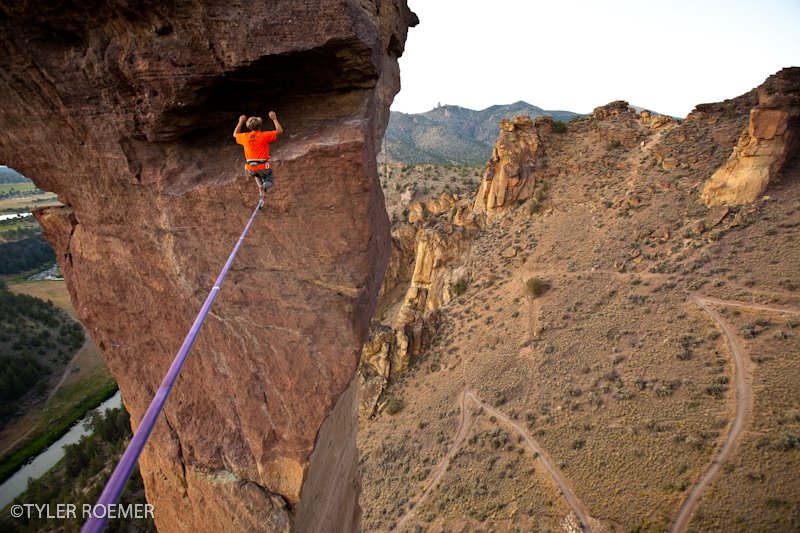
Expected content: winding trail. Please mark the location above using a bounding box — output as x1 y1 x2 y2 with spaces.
389 288 799 532
670 295 799 532
393 389 592 532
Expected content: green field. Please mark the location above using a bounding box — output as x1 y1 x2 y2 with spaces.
0 182 39 195
0 194 59 214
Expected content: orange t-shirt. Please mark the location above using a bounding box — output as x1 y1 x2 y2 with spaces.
235 130 278 160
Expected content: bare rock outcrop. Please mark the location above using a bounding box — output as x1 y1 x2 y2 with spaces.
473 115 546 218
393 222 468 369
639 110 674 129
701 67 800 206
379 224 419 306
0 2 416 531
359 219 469 418
407 192 459 223
592 100 637 120
358 324 396 419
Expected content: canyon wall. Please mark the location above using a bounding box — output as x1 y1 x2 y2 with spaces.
0 1 416 531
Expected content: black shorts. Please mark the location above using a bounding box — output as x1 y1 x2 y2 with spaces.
247 168 273 182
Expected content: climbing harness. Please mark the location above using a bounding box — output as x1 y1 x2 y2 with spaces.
245 159 271 171
81 196 265 533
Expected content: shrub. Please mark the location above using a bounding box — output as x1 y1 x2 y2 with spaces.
527 200 540 215
724 103 735 119
385 397 403 415
772 431 800 451
676 346 692 361
553 120 567 133
705 383 728 398
450 277 468 296
526 277 549 297
606 139 622 150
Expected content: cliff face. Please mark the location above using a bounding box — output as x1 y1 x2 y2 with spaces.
702 67 800 206
0 1 416 531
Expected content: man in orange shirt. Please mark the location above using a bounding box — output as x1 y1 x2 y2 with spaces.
233 111 283 202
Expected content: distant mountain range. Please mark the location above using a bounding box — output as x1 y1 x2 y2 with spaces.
382 101 579 165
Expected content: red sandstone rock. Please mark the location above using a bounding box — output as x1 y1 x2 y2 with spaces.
0 1 417 531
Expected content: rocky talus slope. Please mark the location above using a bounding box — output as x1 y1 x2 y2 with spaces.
359 69 800 532
0 2 416 531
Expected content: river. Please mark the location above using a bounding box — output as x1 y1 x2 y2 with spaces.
0 391 123 509
0 212 32 222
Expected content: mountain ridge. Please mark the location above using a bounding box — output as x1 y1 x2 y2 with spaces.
383 101 579 165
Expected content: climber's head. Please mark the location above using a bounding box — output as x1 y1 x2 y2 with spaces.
246 117 263 131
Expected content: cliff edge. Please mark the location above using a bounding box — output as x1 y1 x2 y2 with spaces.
0 1 416 531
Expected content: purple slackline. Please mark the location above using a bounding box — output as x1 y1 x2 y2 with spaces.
82 196 265 533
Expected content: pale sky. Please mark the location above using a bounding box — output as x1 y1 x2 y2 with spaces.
392 0 800 117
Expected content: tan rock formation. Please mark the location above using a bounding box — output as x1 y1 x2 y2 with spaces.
408 192 459 223
392 222 469 372
359 218 470 417
473 115 545 218
453 199 484 230
379 224 419 307
593 100 636 119
358 324 396 419
0 2 416 531
701 67 800 206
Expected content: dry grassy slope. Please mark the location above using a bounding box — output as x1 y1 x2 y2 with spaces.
379 162 483 224
359 91 800 532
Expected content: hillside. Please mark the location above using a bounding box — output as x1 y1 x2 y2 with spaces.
384 101 579 165
358 69 800 532
0 166 27 185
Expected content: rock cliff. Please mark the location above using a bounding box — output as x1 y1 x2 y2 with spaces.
473 115 548 218
702 67 800 206
359 215 470 418
0 1 416 531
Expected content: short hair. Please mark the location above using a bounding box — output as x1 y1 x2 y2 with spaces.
246 117 263 130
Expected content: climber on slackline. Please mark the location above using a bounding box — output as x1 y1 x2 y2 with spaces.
233 111 283 204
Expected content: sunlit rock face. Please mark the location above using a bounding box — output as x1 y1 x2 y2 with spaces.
702 67 800 206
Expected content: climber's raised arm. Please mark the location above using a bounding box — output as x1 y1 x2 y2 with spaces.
233 114 246 138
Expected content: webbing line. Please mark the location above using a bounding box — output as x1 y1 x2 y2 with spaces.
82 196 265 533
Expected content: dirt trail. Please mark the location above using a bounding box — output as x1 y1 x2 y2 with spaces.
670 295 799 532
469 392 593 531
45 335 91 405
389 279 799 532
697 295 800 316
393 389 592 532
